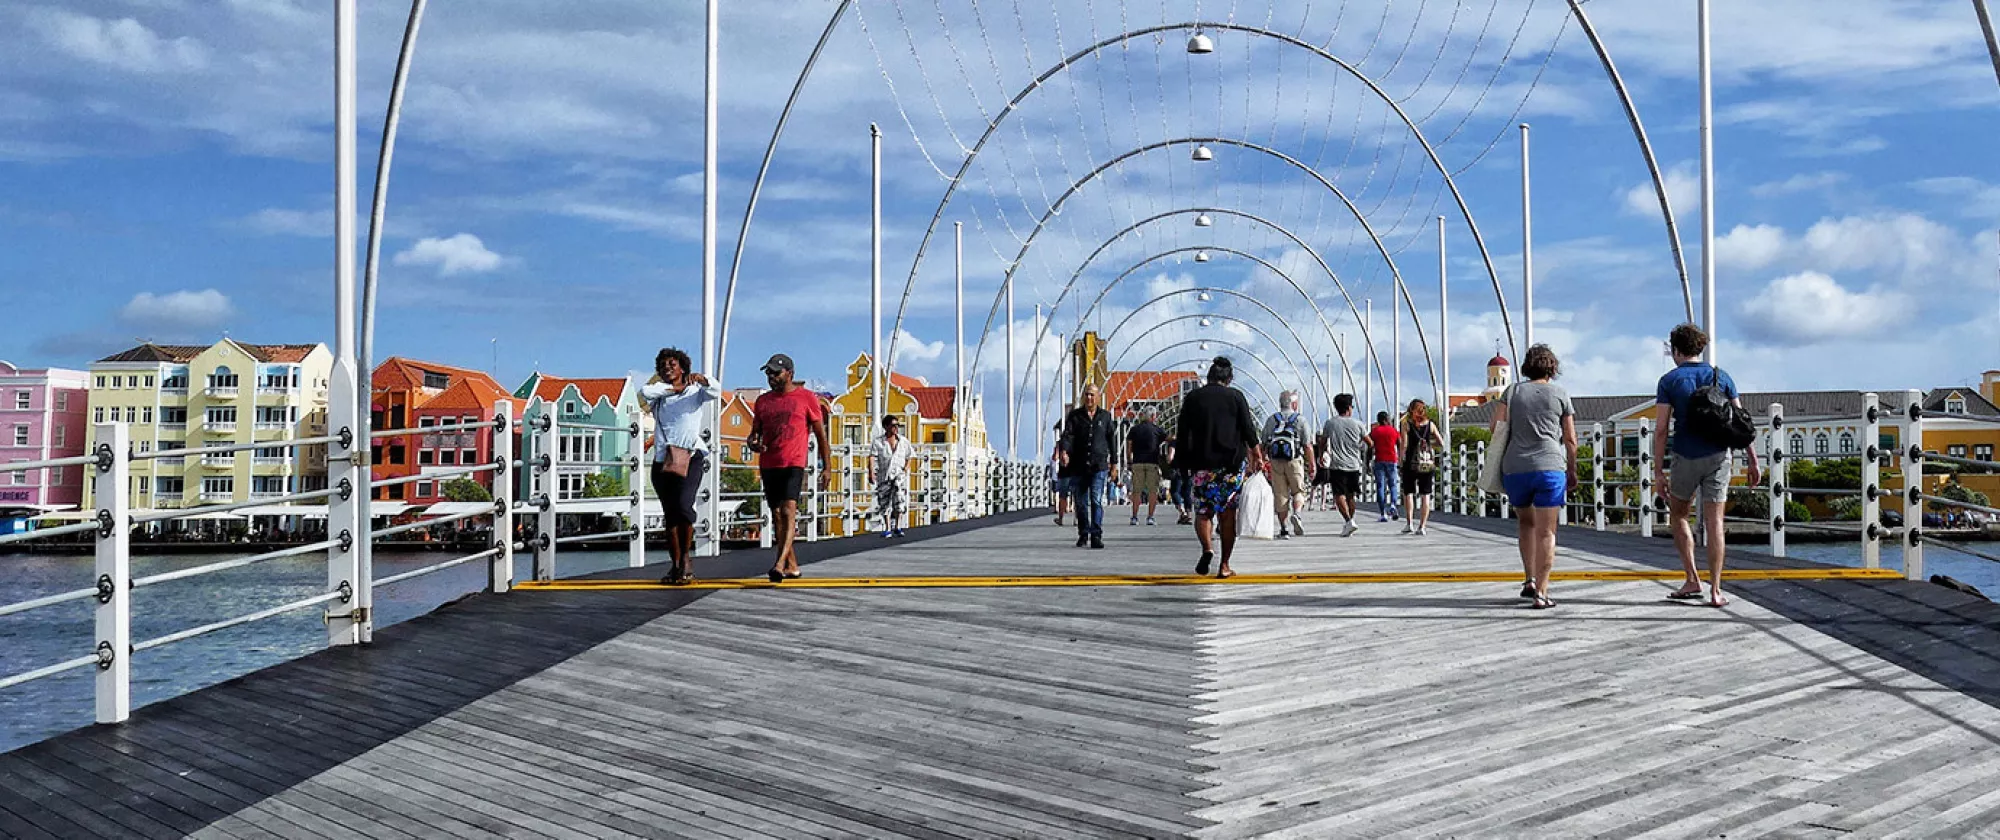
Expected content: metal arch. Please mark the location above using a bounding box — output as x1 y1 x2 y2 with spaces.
1110 356 1282 418
1103 313 1324 417
882 20 1519 379
1097 288 1334 415
1112 339 1287 413
1567 0 1694 322
1021 205 1435 404
961 140 1435 404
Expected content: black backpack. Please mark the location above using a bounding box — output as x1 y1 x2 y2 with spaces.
1685 366 1757 450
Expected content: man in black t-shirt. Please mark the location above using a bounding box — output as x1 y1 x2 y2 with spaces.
1060 385 1118 549
1173 358 1263 578
1126 408 1167 526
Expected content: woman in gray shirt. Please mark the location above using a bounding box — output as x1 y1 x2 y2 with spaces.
1491 345 1577 609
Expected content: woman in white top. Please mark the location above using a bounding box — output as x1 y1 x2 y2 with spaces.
870 415 916 537
639 347 720 585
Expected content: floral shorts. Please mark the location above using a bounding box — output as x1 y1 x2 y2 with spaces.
1190 468 1246 517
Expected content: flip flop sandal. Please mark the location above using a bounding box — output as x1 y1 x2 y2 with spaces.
1195 552 1213 576
767 569 784 583
1531 596 1557 610
1519 583 1539 600
1217 569 1236 579
1665 590 1704 601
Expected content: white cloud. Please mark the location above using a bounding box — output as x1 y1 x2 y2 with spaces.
1714 224 1789 271
118 289 234 332
1739 271 1915 345
1750 171 1847 198
239 207 331 237
392 234 504 276
887 328 946 369
29 11 208 74
1620 163 1699 221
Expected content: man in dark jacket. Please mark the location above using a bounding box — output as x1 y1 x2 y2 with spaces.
1173 357 1263 577
1061 385 1118 549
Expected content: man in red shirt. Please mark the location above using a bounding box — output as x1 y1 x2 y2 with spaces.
747 354 831 583
1367 411 1403 522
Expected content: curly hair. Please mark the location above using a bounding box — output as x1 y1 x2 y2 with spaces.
1668 323 1709 359
1521 344 1561 381
654 347 692 378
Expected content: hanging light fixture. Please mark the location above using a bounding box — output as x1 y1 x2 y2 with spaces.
1194 213 1213 227
1199 317 1212 328
1200 341 1211 351
1197 290 1212 302
1187 31 1215 54
1194 251 1211 262
1192 144 1214 162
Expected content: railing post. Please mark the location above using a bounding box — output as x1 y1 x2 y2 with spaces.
325 363 363 647
1638 426 1655 539
533 415 557 581
490 400 513 593
1592 423 1606 531
1862 392 1882 569
93 423 131 724
1903 389 1925 580
1768 402 1786 558
628 417 645 568
1472 440 1487 518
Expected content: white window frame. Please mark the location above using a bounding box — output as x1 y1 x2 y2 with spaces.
55 392 68 412
415 480 434 498
142 407 153 424
1946 397 1967 414
10 460 27 485
95 407 106 424
53 427 66 448
1814 434 1829 455
10 425 26 446
12 390 28 410
1976 444 1994 462
201 476 234 495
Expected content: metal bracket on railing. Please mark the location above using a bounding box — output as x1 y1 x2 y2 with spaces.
534 494 552 512
95 641 116 671
1639 426 1652 437
1771 414 1786 430
337 529 353 553
1907 526 1923 544
494 413 510 434
493 500 509 517
697 488 711 503
1772 516 1785 532
1908 485 1923 505
1865 483 1880 502
337 580 354 604
1866 446 1880 463
701 427 713 443
535 454 552 472
1773 481 1786 495
95 509 114 538
1907 445 1924 464
534 414 552 431
493 456 508 477
337 477 354 501
337 426 354 450
630 491 641 505
627 456 640 469
1866 405 1880 423
1771 449 1785 464
93 442 115 473
533 532 551 551
629 421 641 437
1866 523 1881 543
1908 404 1923 422
95 574 115 604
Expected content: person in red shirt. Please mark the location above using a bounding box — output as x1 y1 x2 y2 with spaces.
1367 411 1403 522
747 353 831 583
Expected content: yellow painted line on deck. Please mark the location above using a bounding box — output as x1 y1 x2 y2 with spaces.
514 567 1903 592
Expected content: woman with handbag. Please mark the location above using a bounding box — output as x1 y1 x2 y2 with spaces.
1398 399 1447 535
640 347 720 585
1489 345 1578 609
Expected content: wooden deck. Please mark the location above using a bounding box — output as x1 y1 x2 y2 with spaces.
4 508 1999 838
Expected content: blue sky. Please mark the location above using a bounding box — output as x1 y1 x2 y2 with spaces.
1 0 1996 453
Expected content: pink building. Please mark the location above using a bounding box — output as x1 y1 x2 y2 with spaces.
0 361 90 517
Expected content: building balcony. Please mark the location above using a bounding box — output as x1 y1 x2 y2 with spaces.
256 383 289 395
160 422 187 435
154 497 187 509
200 455 236 469
203 385 239 398
161 385 189 397
250 490 285 501
253 421 290 433
201 420 237 433
199 491 234 503
155 457 186 468
252 456 288 466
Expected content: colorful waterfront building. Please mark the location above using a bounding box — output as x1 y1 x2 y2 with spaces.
820 354 993 534
512 374 640 502
370 357 517 506
0 361 90 530
83 341 331 512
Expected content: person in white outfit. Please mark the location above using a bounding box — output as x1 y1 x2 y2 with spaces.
870 415 915 537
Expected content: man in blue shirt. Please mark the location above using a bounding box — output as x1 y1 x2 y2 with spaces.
1652 323 1762 608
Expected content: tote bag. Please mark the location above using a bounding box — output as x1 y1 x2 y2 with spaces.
1237 473 1277 539
1477 419 1511 496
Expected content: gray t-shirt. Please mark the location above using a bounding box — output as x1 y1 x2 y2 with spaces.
1497 381 1576 475
1320 415 1369 473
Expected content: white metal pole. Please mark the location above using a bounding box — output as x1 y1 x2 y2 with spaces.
1862 393 1882 569
954 221 965 520
1903 389 1925 580
490 399 513 592
1768 402 1786 559
1439 215 1451 494
1521 123 1534 355
1393 275 1402 415
693 0 721 558
326 0 363 648
870 123 884 454
1005 273 1016 461
627 417 644 568
1034 304 1044 461
1698 0 1717 365
1363 299 1373 422
94 423 131 723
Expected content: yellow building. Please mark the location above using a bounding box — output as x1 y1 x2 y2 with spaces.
1068 332 1109 407
85 340 332 512
820 353 992 535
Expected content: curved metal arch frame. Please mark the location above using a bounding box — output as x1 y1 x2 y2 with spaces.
1095 288 1333 416
1112 339 1286 414
1102 314 1324 427
960 140 1436 405
880 20 1518 379
1105 357 1282 421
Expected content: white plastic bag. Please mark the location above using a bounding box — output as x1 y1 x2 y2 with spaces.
1477 420 1510 496
1238 472 1277 539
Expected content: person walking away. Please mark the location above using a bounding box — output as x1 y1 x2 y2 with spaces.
1492 345 1578 609
1369 411 1404 522
1061 385 1117 549
1310 430 1336 512
1321 393 1369 536
1127 408 1168 525
640 347 719 585
871 415 915 538
1654 323 1762 608
1050 424 1070 526
1399 399 1447 535
1164 439 1195 525
1174 357 1264 577
1262 391 1314 539
747 354 831 583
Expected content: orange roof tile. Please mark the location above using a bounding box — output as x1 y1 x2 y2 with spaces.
533 376 628 407
911 386 957 420
96 341 323 364
421 376 516 415
253 344 320 363
1104 371 1197 410
888 371 928 391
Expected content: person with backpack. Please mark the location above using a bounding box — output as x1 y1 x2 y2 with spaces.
1262 391 1315 539
1368 411 1404 522
1653 323 1762 608
1398 398 1447 535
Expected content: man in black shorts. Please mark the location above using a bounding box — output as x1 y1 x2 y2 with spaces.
1320 393 1369 537
747 354 831 582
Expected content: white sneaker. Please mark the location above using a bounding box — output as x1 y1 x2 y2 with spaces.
1400 523 1413 535
1416 525 1428 536
1341 521 1357 537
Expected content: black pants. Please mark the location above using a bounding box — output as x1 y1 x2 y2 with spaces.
650 451 708 526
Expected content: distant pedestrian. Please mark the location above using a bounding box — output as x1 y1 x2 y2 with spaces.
1399 399 1447 536
1061 386 1117 549
1493 345 1578 609
1050 422 1070 526
1127 408 1167 525
1164 439 1195 525
1263 391 1314 539
1320 393 1369 536
1654 323 1762 608
747 354 831 583
640 347 719 585
1369 411 1404 522
1173 357 1263 577
1310 430 1336 511
871 415 914 538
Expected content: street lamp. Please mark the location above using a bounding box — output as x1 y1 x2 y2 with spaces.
1199 317 1212 328
1197 290 1211 302
1194 213 1213 227
1187 32 1215 54
1192 144 1214 161
1194 251 1211 263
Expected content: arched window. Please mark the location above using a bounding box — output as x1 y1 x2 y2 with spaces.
1839 432 1855 453
1815 433 1830 455
1790 433 1805 455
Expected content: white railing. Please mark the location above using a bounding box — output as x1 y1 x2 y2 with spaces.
254 421 289 432
204 384 239 398
200 454 235 468
160 422 187 434
201 420 237 433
